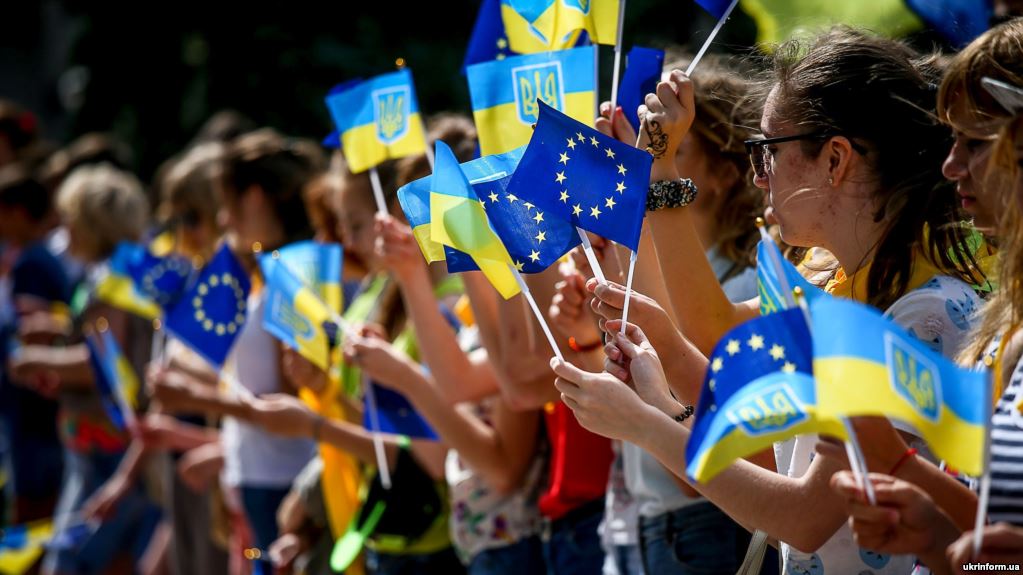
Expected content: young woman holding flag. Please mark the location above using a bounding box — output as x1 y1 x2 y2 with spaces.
552 27 985 574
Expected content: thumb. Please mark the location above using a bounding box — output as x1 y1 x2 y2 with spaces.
593 280 627 308
550 357 591 385
613 327 648 360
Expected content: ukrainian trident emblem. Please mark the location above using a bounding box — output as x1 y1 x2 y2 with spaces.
512 62 564 125
373 86 410 144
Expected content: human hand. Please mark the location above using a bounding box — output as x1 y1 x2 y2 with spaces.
375 214 427 282
947 523 1023 572
549 268 602 347
248 393 318 438
177 442 224 492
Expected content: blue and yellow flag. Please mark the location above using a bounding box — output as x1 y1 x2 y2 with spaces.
95 242 195 320
163 244 250 369
398 146 580 276
618 46 664 132
273 241 344 315
506 100 652 251
363 383 438 440
95 244 163 320
756 238 822 316
467 46 596 156
811 296 991 476
325 69 427 174
260 255 339 373
429 140 520 298
739 0 924 45
685 308 846 483
84 330 138 432
501 0 619 49
0 519 54 575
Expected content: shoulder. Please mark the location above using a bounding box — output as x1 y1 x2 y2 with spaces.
884 275 981 359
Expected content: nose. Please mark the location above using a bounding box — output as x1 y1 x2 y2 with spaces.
942 139 969 182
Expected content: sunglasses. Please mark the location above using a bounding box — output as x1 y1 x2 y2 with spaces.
744 131 867 179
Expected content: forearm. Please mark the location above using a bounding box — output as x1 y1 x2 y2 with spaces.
160 419 220 452
633 409 846 551
631 222 678 328
171 383 254 420
462 272 501 356
898 457 979 531
320 419 402 469
45 345 94 388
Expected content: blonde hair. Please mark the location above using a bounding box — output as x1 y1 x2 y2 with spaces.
157 142 226 228
56 163 149 259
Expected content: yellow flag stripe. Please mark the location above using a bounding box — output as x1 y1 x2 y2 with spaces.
474 92 596 156
340 112 426 174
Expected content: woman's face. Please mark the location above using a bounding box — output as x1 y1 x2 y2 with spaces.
66 220 102 263
754 86 834 247
333 178 379 272
943 98 1004 235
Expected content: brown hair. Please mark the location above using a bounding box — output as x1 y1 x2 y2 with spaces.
666 52 764 268
768 26 977 311
303 170 343 244
220 129 325 246
156 142 226 236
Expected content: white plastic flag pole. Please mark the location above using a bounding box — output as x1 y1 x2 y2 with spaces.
512 266 564 361
794 287 875 503
686 0 739 76
368 166 389 215
618 250 638 334
150 319 167 368
608 0 628 114
973 369 995 557
577 229 608 284
362 380 392 490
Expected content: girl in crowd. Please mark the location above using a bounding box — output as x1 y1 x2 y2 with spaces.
553 27 984 573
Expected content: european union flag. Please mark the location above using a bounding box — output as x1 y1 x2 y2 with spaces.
119 242 195 307
756 238 823 316
325 70 427 174
685 308 845 483
95 243 163 320
618 46 664 132
465 0 517 69
811 296 990 476
163 244 250 369
467 47 596 156
364 383 438 440
507 100 652 251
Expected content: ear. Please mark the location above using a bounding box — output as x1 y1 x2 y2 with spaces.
825 136 855 186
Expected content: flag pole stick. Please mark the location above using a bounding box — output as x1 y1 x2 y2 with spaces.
973 367 995 557
362 380 393 489
368 166 389 215
512 265 564 361
685 0 739 76
577 229 608 284
793 287 876 504
619 250 638 334
608 0 628 114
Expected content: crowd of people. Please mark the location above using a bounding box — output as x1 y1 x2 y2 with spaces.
3 10 1023 575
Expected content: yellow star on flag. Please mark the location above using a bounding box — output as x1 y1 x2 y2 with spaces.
559 152 570 165
726 339 741 356
488 192 499 203
590 136 599 147
616 182 626 193
747 334 765 351
605 197 616 209
559 190 570 203
567 138 577 149
590 206 602 219
781 362 797 373
529 250 541 262
535 231 546 243
572 204 583 216
711 357 723 372
605 147 615 159
769 344 786 361
617 163 627 175
533 212 544 224
555 171 566 184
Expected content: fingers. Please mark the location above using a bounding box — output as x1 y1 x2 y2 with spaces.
550 357 591 385
594 116 614 138
603 356 630 382
612 106 637 143
668 70 694 108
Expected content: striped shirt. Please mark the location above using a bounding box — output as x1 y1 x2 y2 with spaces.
987 351 1023 525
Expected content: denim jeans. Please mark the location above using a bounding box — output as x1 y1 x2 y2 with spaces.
542 502 606 575
240 485 291 571
43 449 161 575
639 502 779 575
603 544 643 575
469 535 545 575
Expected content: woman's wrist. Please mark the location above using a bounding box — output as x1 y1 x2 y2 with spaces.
650 158 680 182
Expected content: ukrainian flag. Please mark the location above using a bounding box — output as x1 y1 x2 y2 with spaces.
756 238 822 316
274 241 344 315
811 296 990 476
501 0 619 50
429 140 520 299
467 46 595 156
260 256 339 373
0 519 54 575
325 69 427 175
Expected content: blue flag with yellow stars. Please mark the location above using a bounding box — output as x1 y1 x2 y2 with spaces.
685 308 846 483
364 383 438 440
163 244 250 369
84 330 135 432
507 100 652 251
120 242 195 307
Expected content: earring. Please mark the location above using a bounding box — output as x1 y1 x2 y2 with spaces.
828 177 834 186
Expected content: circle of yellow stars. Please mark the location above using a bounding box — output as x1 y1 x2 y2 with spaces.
192 272 247 336
556 131 629 223
705 332 797 412
481 187 546 272
141 258 193 304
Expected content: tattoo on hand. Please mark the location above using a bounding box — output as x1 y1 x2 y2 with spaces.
645 120 669 159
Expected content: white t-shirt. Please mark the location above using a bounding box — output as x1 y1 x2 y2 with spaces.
221 293 317 488
779 275 981 574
